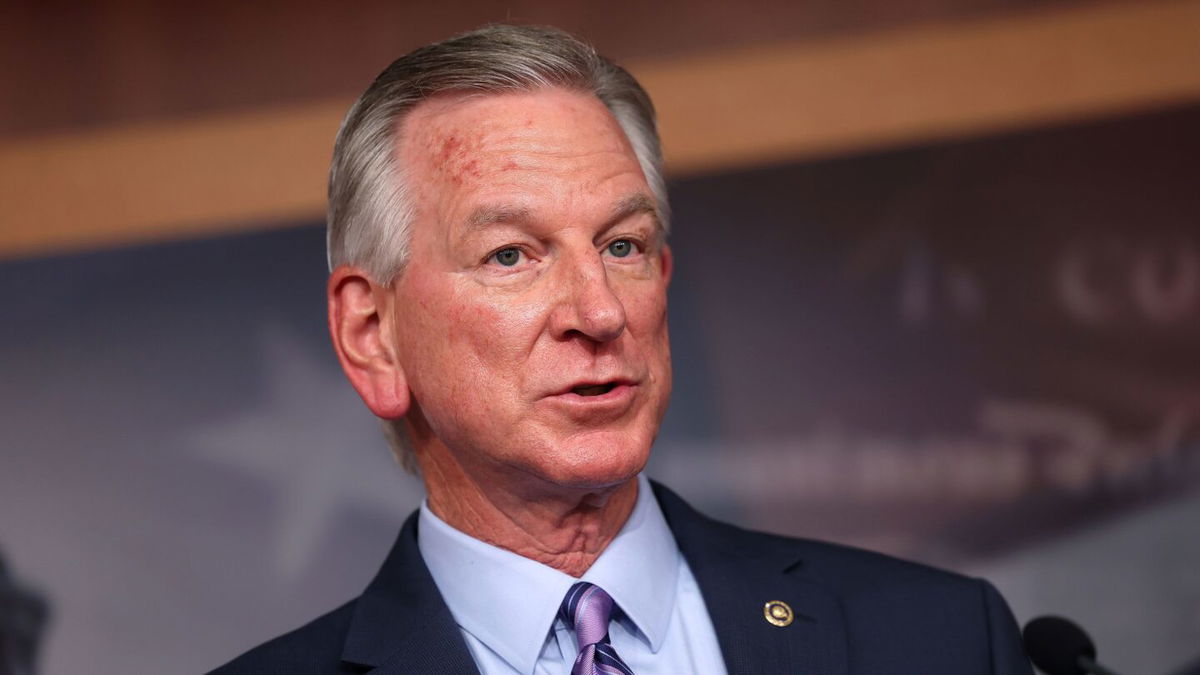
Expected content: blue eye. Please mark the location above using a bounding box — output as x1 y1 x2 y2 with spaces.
607 239 635 258
492 248 522 266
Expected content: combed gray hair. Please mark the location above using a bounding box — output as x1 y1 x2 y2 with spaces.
326 24 669 471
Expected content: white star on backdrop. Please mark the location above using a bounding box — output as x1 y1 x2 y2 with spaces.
186 325 423 580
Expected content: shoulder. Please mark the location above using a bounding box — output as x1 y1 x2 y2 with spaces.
768 531 1027 671
654 482 1029 671
656 480 983 596
778 531 984 598
207 601 360 675
694 499 997 609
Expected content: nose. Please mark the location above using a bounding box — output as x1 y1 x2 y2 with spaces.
550 250 627 343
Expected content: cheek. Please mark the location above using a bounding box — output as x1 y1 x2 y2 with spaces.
420 283 549 394
619 281 670 343
456 289 545 351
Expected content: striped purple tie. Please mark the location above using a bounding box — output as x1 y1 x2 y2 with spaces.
559 582 635 675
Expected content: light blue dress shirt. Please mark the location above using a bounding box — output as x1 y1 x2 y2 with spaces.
417 474 729 675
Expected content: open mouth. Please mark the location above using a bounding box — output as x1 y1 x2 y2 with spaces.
571 383 618 397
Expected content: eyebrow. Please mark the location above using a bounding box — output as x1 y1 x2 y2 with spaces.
462 192 661 235
464 204 533 231
607 193 661 231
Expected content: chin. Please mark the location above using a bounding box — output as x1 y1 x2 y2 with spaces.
530 428 652 490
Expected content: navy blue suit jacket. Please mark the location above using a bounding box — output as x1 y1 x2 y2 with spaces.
212 482 1034 674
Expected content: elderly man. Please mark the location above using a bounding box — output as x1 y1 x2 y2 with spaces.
215 25 1033 675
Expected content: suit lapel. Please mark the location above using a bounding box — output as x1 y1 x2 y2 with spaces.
340 511 480 674
654 482 850 675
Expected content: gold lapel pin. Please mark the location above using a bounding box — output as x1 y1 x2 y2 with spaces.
763 600 794 627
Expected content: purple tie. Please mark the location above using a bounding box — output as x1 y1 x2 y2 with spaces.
559 582 635 675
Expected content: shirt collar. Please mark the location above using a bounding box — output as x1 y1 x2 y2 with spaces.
580 474 679 652
417 474 680 675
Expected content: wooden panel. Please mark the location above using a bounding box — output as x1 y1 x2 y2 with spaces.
1 0 1198 259
644 0 1200 172
0 102 345 255
0 0 1089 137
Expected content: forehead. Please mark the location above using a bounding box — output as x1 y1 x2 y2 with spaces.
401 86 631 154
396 87 645 202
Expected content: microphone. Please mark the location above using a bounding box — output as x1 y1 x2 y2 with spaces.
1022 616 1123 675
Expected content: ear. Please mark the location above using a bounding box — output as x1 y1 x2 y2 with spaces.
328 265 411 419
660 243 673 287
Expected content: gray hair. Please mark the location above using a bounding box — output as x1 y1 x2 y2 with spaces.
326 24 669 471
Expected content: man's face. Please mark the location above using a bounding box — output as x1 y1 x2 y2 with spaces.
387 87 672 490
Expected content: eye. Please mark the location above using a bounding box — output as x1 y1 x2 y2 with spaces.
606 239 637 258
489 247 524 267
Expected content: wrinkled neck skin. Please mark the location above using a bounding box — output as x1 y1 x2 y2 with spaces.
411 413 639 578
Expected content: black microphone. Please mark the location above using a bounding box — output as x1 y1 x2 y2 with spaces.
1022 616 1123 675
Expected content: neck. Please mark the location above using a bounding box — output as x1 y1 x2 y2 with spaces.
416 442 640 578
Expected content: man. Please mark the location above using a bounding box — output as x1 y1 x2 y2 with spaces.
215 25 1033 674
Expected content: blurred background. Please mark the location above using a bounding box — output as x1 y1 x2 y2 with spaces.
2 1 1199 673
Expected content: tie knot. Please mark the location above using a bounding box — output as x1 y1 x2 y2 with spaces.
559 582 615 648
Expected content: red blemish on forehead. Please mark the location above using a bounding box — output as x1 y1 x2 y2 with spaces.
425 130 489 186
437 135 463 162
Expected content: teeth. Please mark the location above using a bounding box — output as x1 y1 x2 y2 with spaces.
573 384 612 396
